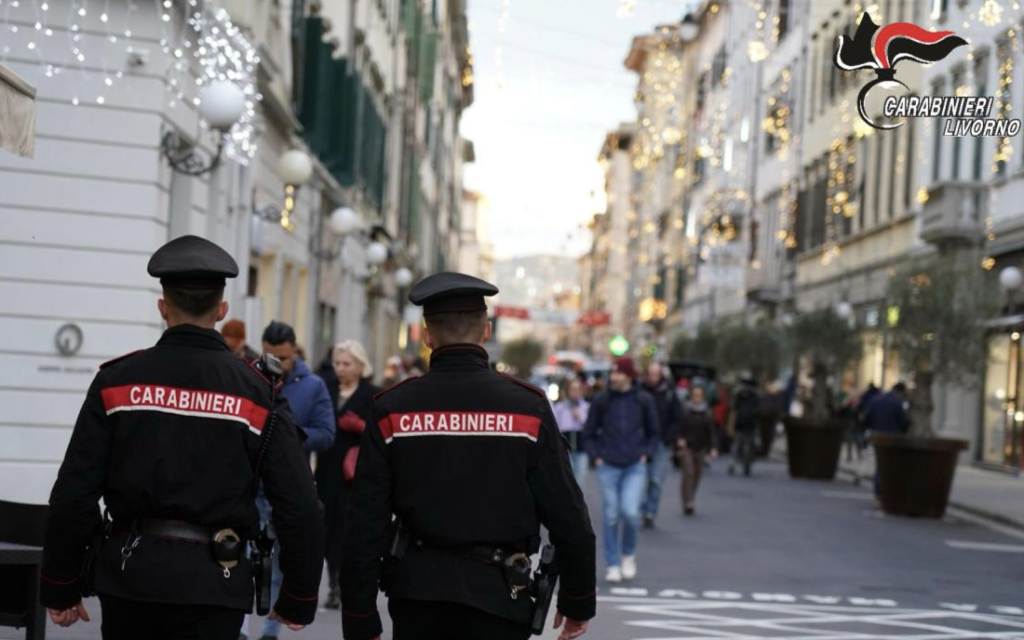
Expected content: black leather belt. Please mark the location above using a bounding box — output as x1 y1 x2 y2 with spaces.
117 519 215 544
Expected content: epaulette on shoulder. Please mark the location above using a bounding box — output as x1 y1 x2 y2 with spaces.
498 372 545 397
99 349 144 370
373 375 420 400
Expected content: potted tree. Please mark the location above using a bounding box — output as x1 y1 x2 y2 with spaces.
783 308 862 479
873 256 996 518
715 321 783 381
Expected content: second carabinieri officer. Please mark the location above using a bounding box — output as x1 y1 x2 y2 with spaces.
39 235 325 640
341 272 596 640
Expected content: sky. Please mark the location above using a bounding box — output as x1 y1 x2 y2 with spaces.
460 0 695 260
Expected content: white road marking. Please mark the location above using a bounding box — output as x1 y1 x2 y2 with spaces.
946 539 1024 553
596 597 1024 640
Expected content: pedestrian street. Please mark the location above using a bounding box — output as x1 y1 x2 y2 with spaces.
11 459 1024 640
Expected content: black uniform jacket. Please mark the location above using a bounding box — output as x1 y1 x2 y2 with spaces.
340 344 596 640
40 325 325 624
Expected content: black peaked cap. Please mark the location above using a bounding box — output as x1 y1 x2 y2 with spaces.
409 272 499 316
148 234 239 289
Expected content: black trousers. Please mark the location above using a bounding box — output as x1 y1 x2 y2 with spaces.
99 594 245 640
389 597 531 640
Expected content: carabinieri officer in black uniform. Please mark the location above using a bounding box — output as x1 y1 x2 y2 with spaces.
341 272 596 640
40 235 325 640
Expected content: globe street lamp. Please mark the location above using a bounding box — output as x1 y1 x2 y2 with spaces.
1001 266 1023 314
679 13 700 42
161 80 247 176
366 241 389 266
253 148 315 230
329 207 361 236
394 266 414 288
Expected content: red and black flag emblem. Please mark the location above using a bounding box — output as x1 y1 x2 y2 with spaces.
835 13 967 72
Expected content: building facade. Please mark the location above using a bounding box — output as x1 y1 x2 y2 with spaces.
0 0 473 503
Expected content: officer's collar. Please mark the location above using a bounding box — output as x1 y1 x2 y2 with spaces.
428 343 490 370
158 323 231 351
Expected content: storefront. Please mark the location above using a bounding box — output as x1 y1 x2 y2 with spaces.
981 324 1024 469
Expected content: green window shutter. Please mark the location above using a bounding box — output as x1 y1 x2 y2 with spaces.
419 31 438 102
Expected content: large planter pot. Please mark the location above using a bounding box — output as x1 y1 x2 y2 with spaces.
871 434 967 518
783 417 846 480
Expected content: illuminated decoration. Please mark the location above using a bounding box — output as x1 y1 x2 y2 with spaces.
916 187 930 204
0 0 259 162
979 0 1004 26
638 297 667 322
886 305 900 327
993 29 1016 174
616 0 636 19
608 335 630 357
982 257 996 271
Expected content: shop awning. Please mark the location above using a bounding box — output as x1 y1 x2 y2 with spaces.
0 63 36 158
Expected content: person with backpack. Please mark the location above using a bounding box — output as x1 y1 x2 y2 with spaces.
728 376 761 477
582 357 659 583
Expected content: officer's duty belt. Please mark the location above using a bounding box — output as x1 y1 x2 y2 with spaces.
416 540 520 565
115 519 214 544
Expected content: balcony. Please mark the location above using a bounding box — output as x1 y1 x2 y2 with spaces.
920 181 988 246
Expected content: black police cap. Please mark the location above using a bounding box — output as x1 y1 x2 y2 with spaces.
409 272 499 316
147 235 239 289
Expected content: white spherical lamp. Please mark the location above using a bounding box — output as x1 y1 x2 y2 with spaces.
1000 266 1023 291
198 80 247 131
366 241 389 266
679 13 699 42
394 267 414 287
835 301 854 320
277 150 313 186
329 207 360 236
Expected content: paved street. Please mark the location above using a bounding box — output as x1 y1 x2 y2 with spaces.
9 459 1024 640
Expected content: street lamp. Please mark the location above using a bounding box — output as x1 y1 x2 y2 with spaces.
253 148 314 230
366 241 389 266
1001 266 1023 314
329 207 361 236
679 13 700 42
161 80 246 176
394 267 414 287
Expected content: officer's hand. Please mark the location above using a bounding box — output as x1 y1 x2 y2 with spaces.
554 611 589 639
268 611 305 631
48 601 90 627
594 457 603 467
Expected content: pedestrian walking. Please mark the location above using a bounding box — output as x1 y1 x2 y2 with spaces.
757 380 785 457
582 356 659 583
676 385 718 516
39 235 325 640
552 377 591 487
863 382 911 499
641 362 682 528
252 321 335 640
220 318 259 362
341 272 595 640
728 377 760 477
315 339 380 610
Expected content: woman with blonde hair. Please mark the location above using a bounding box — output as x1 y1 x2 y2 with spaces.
315 339 379 609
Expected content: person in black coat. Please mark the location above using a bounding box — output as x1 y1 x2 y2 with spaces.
314 340 379 609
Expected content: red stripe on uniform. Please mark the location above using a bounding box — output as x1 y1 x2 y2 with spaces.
378 411 541 443
100 384 269 433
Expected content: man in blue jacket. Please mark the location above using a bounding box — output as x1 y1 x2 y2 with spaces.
251 320 334 640
863 382 910 501
582 356 659 584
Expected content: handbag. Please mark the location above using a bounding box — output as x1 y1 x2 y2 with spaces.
343 446 360 482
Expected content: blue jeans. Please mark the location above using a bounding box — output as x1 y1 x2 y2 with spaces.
642 442 673 520
596 461 646 567
569 451 589 488
255 491 283 637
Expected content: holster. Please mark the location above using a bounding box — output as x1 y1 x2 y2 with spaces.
529 545 559 636
79 511 112 598
251 525 276 616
